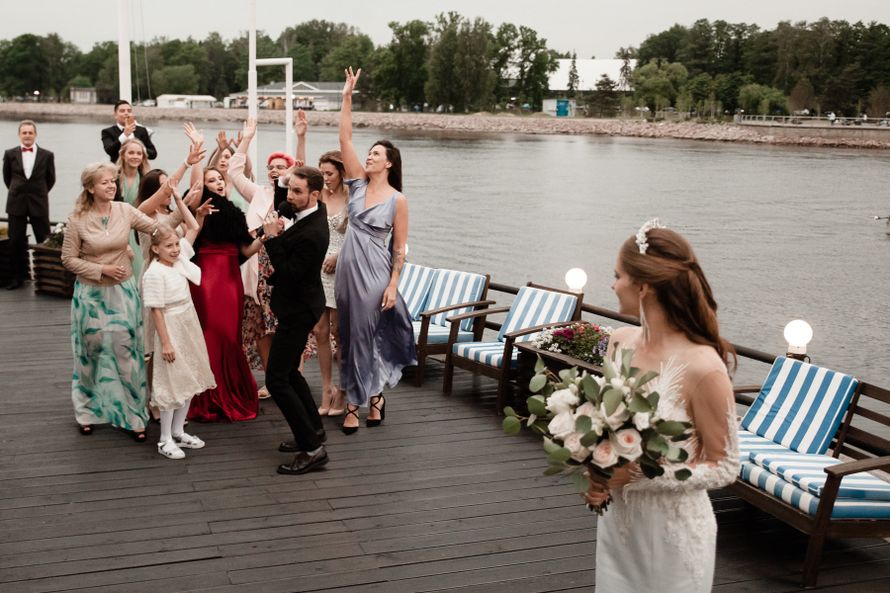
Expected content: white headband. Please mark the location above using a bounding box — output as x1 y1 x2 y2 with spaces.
635 218 666 254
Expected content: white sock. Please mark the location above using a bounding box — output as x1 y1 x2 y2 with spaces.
171 399 191 438
159 410 174 444
307 446 324 456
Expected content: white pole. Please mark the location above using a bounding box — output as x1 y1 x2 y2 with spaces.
257 58 294 156
117 0 132 102
248 0 258 170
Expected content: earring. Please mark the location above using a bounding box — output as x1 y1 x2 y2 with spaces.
639 296 649 343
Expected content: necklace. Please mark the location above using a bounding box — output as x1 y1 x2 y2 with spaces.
95 206 112 236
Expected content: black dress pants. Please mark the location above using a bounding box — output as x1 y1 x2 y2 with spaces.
265 313 324 452
8 214 49 282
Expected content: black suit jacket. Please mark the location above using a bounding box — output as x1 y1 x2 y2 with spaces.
264 202 330 324
101 124 158 161
3 146 55 217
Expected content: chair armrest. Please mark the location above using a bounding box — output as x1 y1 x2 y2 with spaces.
446 306 510 324
824 456 890 478
504 320 577 341
419 299 496 319
733 384 762 394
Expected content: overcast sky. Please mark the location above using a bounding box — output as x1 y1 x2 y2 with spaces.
4 1 890 59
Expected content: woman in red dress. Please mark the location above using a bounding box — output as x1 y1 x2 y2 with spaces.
188 168 266 422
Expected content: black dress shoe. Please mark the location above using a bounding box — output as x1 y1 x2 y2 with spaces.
277 448 328 475
278 429 326 452
6 279 23 290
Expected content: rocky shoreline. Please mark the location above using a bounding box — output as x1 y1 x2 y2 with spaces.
2 102 890 149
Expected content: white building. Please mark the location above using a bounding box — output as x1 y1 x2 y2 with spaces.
225 81 351 111
155 94 218 109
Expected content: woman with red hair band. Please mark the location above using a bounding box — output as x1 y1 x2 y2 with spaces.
227 116 306 399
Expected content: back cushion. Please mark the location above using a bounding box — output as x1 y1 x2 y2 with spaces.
427 270 488 332
497 286 578 343
397 263 437 321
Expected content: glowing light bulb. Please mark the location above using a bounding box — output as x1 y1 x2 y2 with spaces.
564 268 588 293
783 320 813 355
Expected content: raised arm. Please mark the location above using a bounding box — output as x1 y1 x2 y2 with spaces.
138 142 204 215
339 67 365 180
229 119 264 202
184 123 205 188
381 195 408 310
294 109 307 165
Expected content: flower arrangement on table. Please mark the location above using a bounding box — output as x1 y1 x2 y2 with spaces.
503 348 693 513
529 322 612 366
43 222 66 249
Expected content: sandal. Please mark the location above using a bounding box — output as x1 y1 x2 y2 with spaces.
157 440 185 460
131 430 147 443
258 386 271 400
317 384 333 416
173 432 205 449
367 395 386 427
341 404 360 435
327 386 345 416
78 424 92 435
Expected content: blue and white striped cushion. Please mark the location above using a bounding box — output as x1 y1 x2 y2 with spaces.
426 269 487 332
740 357 858 455
452 341 520 369
398 263 438 321
749 451 890 501
737 429 792 464
412 321 473 345
740 462 890 518
497 287 578 343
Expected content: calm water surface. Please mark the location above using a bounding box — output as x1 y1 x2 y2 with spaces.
3 117 889 384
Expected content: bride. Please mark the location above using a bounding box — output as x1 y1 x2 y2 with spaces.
585 220 740 592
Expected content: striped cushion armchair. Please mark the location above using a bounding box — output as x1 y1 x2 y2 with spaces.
412 269 492 386
397 262 438 321
442 284 581 413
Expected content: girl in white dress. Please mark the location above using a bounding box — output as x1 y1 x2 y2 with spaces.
585 221 740 593
143 222 217 459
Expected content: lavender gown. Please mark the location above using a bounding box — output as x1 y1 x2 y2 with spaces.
336 178 416 407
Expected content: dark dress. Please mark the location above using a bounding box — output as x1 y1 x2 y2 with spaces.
188 190 258 422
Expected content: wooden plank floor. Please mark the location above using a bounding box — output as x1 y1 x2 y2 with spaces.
1 287 889 592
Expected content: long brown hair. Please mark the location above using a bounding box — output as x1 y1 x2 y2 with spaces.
619 228 736 370
319 150 348 233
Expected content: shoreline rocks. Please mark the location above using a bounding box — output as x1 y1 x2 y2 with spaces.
3 102 890 150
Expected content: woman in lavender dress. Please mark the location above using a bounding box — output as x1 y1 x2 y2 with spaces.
336 67 416 434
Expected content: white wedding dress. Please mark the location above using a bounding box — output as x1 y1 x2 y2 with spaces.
595 359 740 592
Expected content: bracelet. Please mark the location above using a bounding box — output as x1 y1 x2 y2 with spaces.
183 159 191 168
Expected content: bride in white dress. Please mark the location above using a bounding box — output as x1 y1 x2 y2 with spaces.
585 221 740 593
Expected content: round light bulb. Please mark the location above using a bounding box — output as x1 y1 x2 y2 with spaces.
783 319 813 355
564 267 588 292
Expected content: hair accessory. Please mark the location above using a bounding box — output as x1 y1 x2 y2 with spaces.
635 218 666 254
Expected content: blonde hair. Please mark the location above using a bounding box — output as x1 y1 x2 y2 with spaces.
73 162 118 217
116 138 150 175
148 223 178 262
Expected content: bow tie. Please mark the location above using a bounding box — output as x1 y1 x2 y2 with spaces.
21 147 33 152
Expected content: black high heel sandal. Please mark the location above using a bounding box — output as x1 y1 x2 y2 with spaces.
366 395 385 427
341 405 360 435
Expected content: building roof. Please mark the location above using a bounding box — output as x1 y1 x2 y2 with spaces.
232 81 346 98
548 58 636 92
156 94 218 101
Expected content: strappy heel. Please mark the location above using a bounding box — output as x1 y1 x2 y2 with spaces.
341 404 360 435
366 395 385 427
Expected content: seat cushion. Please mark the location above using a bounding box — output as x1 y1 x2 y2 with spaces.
740 462 890 518
413 321 473 345
749 451 890 501
398 263 438 321
426 269 488 332
740 357 858 455
452 341 519 369
737 429 793 464
497 286 578 343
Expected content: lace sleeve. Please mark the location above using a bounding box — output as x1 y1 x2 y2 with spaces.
623 369 740 493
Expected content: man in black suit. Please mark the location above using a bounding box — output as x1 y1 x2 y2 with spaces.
100 100 158 161
2 120 55 289
261 166 330 475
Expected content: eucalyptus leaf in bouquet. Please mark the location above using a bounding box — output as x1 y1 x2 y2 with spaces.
503 347 694 513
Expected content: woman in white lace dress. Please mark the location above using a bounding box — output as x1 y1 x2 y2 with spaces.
585 221 740 593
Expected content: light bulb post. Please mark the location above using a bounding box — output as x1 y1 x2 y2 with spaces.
784 319 813 362
564 268 587 294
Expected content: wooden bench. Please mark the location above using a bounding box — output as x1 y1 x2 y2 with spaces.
732 376 890 588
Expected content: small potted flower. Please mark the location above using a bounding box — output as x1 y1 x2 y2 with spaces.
31 222 76 297
530 322 612 366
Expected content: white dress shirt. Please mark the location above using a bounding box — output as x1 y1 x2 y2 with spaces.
116 123 133 144
21 145 36 179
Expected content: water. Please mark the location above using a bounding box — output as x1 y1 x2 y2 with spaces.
4 117 890 384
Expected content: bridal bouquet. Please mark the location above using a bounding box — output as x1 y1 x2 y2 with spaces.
503 348 693 513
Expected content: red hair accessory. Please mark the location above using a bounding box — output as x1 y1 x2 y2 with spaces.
267 152 295 167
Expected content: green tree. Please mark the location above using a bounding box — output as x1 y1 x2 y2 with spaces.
867 85 890 117
789 77 815 112
713 71 751 112
152 64 200 95
425 12 461 110
615 46 636 91
490 23 519 105
319 34 375 81
678 19 714 76
738 83 787 114
453 17 495 111
586 74 619 117
41 33 81 101
277 20 356 80
636 24 688 65
514 25 557 110
202 32 240 98
0 34 49 97
382 20 430 109
567 52 579 98
632 59 688 111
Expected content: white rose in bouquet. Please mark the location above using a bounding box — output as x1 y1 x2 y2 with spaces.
632 412 651 431
601 401 630 431
611 428 643 461
575 401 605 436
591 439 619 469
546 388 579 415
547 410 575 440
563 432 590 463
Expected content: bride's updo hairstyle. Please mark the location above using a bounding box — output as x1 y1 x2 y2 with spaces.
619 227 736 370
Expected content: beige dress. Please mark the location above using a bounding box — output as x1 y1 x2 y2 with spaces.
322 208 346 308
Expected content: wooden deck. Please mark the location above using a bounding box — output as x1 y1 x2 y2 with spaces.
1 287 889 593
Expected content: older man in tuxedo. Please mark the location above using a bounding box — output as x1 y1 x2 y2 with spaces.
3 120 55 289
100 100 158 161
261 166 330 475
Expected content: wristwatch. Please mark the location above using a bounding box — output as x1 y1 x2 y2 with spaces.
255 227 265 239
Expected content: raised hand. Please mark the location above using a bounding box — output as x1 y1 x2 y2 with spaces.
183 181 203 208
186 142 206 166
183 122 204 145
242 118 257 142
195 197 217 220
216 130 229 151
294 109 308 136
342 67 361 98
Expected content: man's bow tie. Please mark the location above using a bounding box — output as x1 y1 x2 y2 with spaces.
21 147 33 152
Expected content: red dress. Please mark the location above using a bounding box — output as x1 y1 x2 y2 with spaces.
188 242 258 422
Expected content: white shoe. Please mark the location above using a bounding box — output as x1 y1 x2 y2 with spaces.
258 386 271 399
174 432 205 449
158 440 185 460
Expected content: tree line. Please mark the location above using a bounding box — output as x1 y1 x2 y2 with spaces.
0 13 559 111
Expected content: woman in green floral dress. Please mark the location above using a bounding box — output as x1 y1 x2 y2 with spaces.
61 162 158 439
